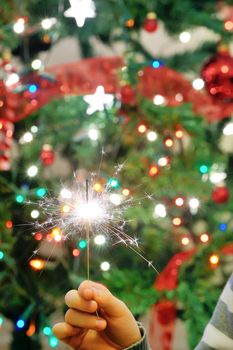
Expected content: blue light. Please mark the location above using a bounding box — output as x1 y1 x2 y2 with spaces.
0 251 4 260
219 223 227 231
49 336 59 348
152 60 161 69
16 319 25 329
199 165 209 174
43 326 52 336
28 84 38 93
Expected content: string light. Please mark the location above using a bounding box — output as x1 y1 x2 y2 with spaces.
147 131 158 141
43 326 52 336
224 20 233 31
16 194 25 204
29 259 45 271
218 223 227 232
34 232 43 241
0 316 4 327
199 165 208 174
164 137 174 148
109 193 122 206
36 188 47 197
16 319 25 329
153 94 166 106
72 248 80 257
175 197 184 207
60 188 72 199
27 165 38 177
223 122 233 135
175 130 183 138
122 188 130 196
78 240 87 249
41 17 57 30
108 178 120 188
154 204 166 218
137 123 147 134
152 60 161 69
62 204 70 213
200 233 209 243
31 210 40 219
100 261 110 271
51 228 62 242
93 183 103 192
179 31 191 43
209 254 220 267
181 237 190 246
149 164 159 176
172 217 182 226
49 336 59 348
31 59 42 70
192 78 204 90
5 220 13 229
88 128 99 140
28 84 38 93
13 18 25 34
20 131 33 144
94 234 106 245
0 251 4 260
31 125 38 133
5 73 20 87
158 157 169 167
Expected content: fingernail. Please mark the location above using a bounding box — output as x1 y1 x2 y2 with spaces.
95 319 105 330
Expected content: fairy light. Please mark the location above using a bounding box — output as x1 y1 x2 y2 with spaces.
223 122 233 135
179 31 191 43
225 20 233 31
31 210 40 219
192 78 204 90
0 251 4 260
27 165 38 177
34 232 43 241
93 183 103 192
175 197 184 207
94 234 106 245
5 73 20 87
51 228 62 241
0 316 4 327
137 124 147 134
122 188 130 196
154 204 166 218
41 17 57 30
164 137 174 148
149 164 159 176
175 93 183 102
60 188 72 199
43 327 52 336
72 248 80 257
147 131 158 141
209 254 220 267
13 18 25 34
29 259 45 271
158 157 169 167
5 220 13 229
88 128 99 140
49 336 59 348
31 59 42 70
172 217 182 226
31 125 38 133
181 237 190 246
20 131 33 144
175 130 183 138
200 233 209 243
16 319 25 329
62 204 70 213
153 94 166 106
100 261 110 271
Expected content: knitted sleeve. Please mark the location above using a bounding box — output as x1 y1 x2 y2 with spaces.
125 323 150 350
195 273 233 350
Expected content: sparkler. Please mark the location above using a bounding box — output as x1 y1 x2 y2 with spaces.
36 172 158 277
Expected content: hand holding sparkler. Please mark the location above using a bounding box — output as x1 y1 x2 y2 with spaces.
53 280 144 350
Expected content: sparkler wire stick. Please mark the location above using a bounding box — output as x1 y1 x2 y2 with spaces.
85 179 90 280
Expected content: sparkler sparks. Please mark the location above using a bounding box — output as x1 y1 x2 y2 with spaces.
34 172 158 274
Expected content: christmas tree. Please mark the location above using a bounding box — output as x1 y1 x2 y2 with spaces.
0 1 233 349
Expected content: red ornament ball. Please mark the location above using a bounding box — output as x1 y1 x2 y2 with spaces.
120 84 136 105
211 186 230 204
143 13 158 33
201 51 233 101
40 144 55 166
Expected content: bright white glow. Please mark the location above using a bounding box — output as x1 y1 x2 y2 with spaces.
158 157 168 167
94 234 106 245
60 188 72 199
154 204 166 218
41 17 57 30
27 165 38 177
210 171 227 184
20 132 33 144
179 31 191 43
84 86 114 115
189 198 199 209
100 261 110 271
153 94 166 106
64 0 96 27
192 78 205 90
31 210 40 219
31 125 38 133
181 237 190 246
13 20 25 34
31 59 42 70
223 122 233 136
147 131 158 141
74 201 105 222
5 73 19 87
175 197 184 207
88 128 99 140
109 194 122 206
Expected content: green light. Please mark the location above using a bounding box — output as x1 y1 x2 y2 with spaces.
108 178 120 188
0 251 4 260
36 188 47 198
199 165 209 174
78 240 87 249
43 326 52 336
0 316 4 326
16 194 25 204
49 336 58 348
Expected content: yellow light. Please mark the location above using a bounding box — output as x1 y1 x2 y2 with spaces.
225 20 233 31
149 165 159 176
125 18 135 28
51 227 61 236
138 124 147 134
29 259 45 271
62 205 70 213
165 138 174 148
209 254 219 266
200 233 209 243
173 217 182 226
93 183 102 192
122 188 130 196
175 130 183 139
181 237 190 246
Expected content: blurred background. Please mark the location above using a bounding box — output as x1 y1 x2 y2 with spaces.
0 1 233 349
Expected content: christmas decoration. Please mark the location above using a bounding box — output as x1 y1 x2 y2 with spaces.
0 118 14 170
64 0 96 27
143 12 158 33
211 186 230 204
40 144 55 166
201 50 233 101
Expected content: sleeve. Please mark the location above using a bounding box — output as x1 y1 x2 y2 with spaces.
195 273 233 350
125 323 150 350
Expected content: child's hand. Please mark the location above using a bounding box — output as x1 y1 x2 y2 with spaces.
53 280 141 350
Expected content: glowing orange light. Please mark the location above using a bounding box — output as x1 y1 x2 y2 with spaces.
72 249 80 257
181 237 190 246
29 259 45 271
164 138 174 148
138 124 147 134
200 233 209 243
125 18 135 28
221 65 229 73
209 254 220 266
175 197 184 207
62 205 70 213
51 227 61 236
0 122 3 129
34 233 43 241
93 183 103 192
175 130 183 139
5 220 13 229
149 165 159 176
26 322 36 337
122 188 130 196
224 20 233 31
172 217 182 226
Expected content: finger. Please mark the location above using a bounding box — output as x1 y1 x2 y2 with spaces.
65 289 98 313
79 280 127 317
52 322 81 340
65 308 107 331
